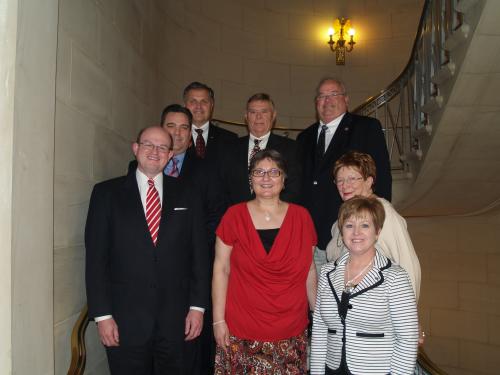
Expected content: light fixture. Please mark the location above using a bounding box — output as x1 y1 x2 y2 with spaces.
328 18 356 65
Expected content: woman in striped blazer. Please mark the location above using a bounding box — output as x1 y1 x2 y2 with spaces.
311 196 418 374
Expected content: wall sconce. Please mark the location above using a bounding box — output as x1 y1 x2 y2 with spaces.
328 18 355 65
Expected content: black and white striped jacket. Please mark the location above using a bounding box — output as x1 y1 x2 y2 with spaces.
311 249 418 375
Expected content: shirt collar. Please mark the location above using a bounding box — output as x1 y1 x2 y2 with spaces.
192 121 209 134
249 131 271 142
320 112 346 129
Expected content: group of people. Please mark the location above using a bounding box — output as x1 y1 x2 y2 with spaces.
85 77 421 374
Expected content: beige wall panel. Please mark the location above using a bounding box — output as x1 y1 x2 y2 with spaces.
267 38 316 66
201 50 244 83
59 0 99 59
114 0 142 53
266 0 314 15
243 59 290 89
459 340 500 374
221 26 267 59
243 7 289 38
459 283 500 314
93 127 132 181
288 14 330 41
489 314 500 345
56 30 71 102
71 46 112 123
431 309 488 342
55 100 95 179
487 254 500 284
391 10 422 38
111 84 144 141
201 0 243 28
419 279 458 309
185 12 222 49
54 246 85 322
99 19 131 85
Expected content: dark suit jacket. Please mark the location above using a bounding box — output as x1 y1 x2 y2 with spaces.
223 133 301 205
177 147 226 249
297 112 392 250
85 169 210 346
200 122 238 164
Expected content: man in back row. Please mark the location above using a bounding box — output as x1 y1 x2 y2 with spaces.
297 77 392 271
183 81 238 162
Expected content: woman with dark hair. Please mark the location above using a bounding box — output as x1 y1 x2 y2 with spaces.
311 196 418 374
212 149 317 374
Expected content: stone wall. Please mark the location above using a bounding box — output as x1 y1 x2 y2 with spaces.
408 211 500 375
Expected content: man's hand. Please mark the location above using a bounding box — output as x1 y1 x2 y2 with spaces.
184 310 203 341
97 318 120 347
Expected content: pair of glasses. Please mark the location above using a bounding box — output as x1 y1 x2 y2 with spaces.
251 168 282 178
139 142 170 153
316 92 346 101
334 176 364 186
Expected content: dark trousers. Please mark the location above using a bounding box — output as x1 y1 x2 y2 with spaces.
106 335 200 375
199 309 216 374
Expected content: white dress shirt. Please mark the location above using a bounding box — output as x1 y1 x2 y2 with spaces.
317 113 346 153
192 121 209 144
248 131 271 163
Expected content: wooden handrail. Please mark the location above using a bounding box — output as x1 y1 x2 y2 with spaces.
67 305 89 375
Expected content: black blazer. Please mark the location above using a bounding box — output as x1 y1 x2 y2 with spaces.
201 122 238 163
223 133 301 205
297 112 392 250
177 147 226 249
85 170 210 346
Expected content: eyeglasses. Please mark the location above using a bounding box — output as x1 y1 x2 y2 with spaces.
251 168 282 178
316 92 346 101
334 176 364 186
139 142 170 153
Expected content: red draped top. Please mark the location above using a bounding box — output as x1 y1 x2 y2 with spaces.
216 202 317 341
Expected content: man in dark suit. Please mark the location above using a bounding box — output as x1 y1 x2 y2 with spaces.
85 126 209 374
297 77 392 271
161 103 225 374
223 93 301 205
183 81 238 162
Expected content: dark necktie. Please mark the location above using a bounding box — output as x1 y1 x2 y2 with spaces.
316 125 328 161
195 129 206 159
168 157 179 177
249 139 261 164
146 179 161 246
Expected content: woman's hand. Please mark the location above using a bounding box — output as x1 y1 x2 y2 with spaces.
213 321 231 347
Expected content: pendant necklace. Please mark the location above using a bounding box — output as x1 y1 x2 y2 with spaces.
264 212 271 222
344 257 373 294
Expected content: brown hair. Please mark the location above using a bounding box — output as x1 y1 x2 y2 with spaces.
249 149 288 179
333 151 377 187
246 93 275 111
338 196 385 233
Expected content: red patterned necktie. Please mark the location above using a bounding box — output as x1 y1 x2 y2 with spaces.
195 129 206 158
249 139 261 164
168 157 179 177
146 178 161 246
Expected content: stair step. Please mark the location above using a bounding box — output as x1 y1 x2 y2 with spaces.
432 61 456 85
444 23 470 51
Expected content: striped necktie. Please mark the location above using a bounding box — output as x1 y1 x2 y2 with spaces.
249 139 261 164
168 157 179 177
146 178 161 246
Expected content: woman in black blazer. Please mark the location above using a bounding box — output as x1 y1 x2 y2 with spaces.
311 196 418 374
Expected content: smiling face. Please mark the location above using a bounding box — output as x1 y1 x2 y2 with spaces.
184 88 214 127
335 166 373 201
162 112 192 155
245 100 276 138
250 158 284 199
132 127 173 178
341 212 379 257
316 79 349 124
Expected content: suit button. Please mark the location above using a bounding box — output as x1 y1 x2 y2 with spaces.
313 181 318 185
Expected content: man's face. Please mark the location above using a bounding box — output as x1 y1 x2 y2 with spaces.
316 80 349 124
132 127 173 178
184 88 214 127
162 112 192 155
245 100 276 138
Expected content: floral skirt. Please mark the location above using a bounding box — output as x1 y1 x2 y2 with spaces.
214 329 308 375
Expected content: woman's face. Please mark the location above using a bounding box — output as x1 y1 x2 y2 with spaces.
251 158 284 199
335 166 373 201
341 213 379 257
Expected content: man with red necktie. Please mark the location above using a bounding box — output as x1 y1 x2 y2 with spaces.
85 126 209 374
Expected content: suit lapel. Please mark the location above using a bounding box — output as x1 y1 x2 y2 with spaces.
319 113 353 171
266 133 281 149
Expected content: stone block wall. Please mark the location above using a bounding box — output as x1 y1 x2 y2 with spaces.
408 211 500 375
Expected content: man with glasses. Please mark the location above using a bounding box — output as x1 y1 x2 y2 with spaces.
223 93 301 205
85 126 210 374
297 77 392 271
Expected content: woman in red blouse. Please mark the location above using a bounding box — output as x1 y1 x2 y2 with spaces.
212 149 317 374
